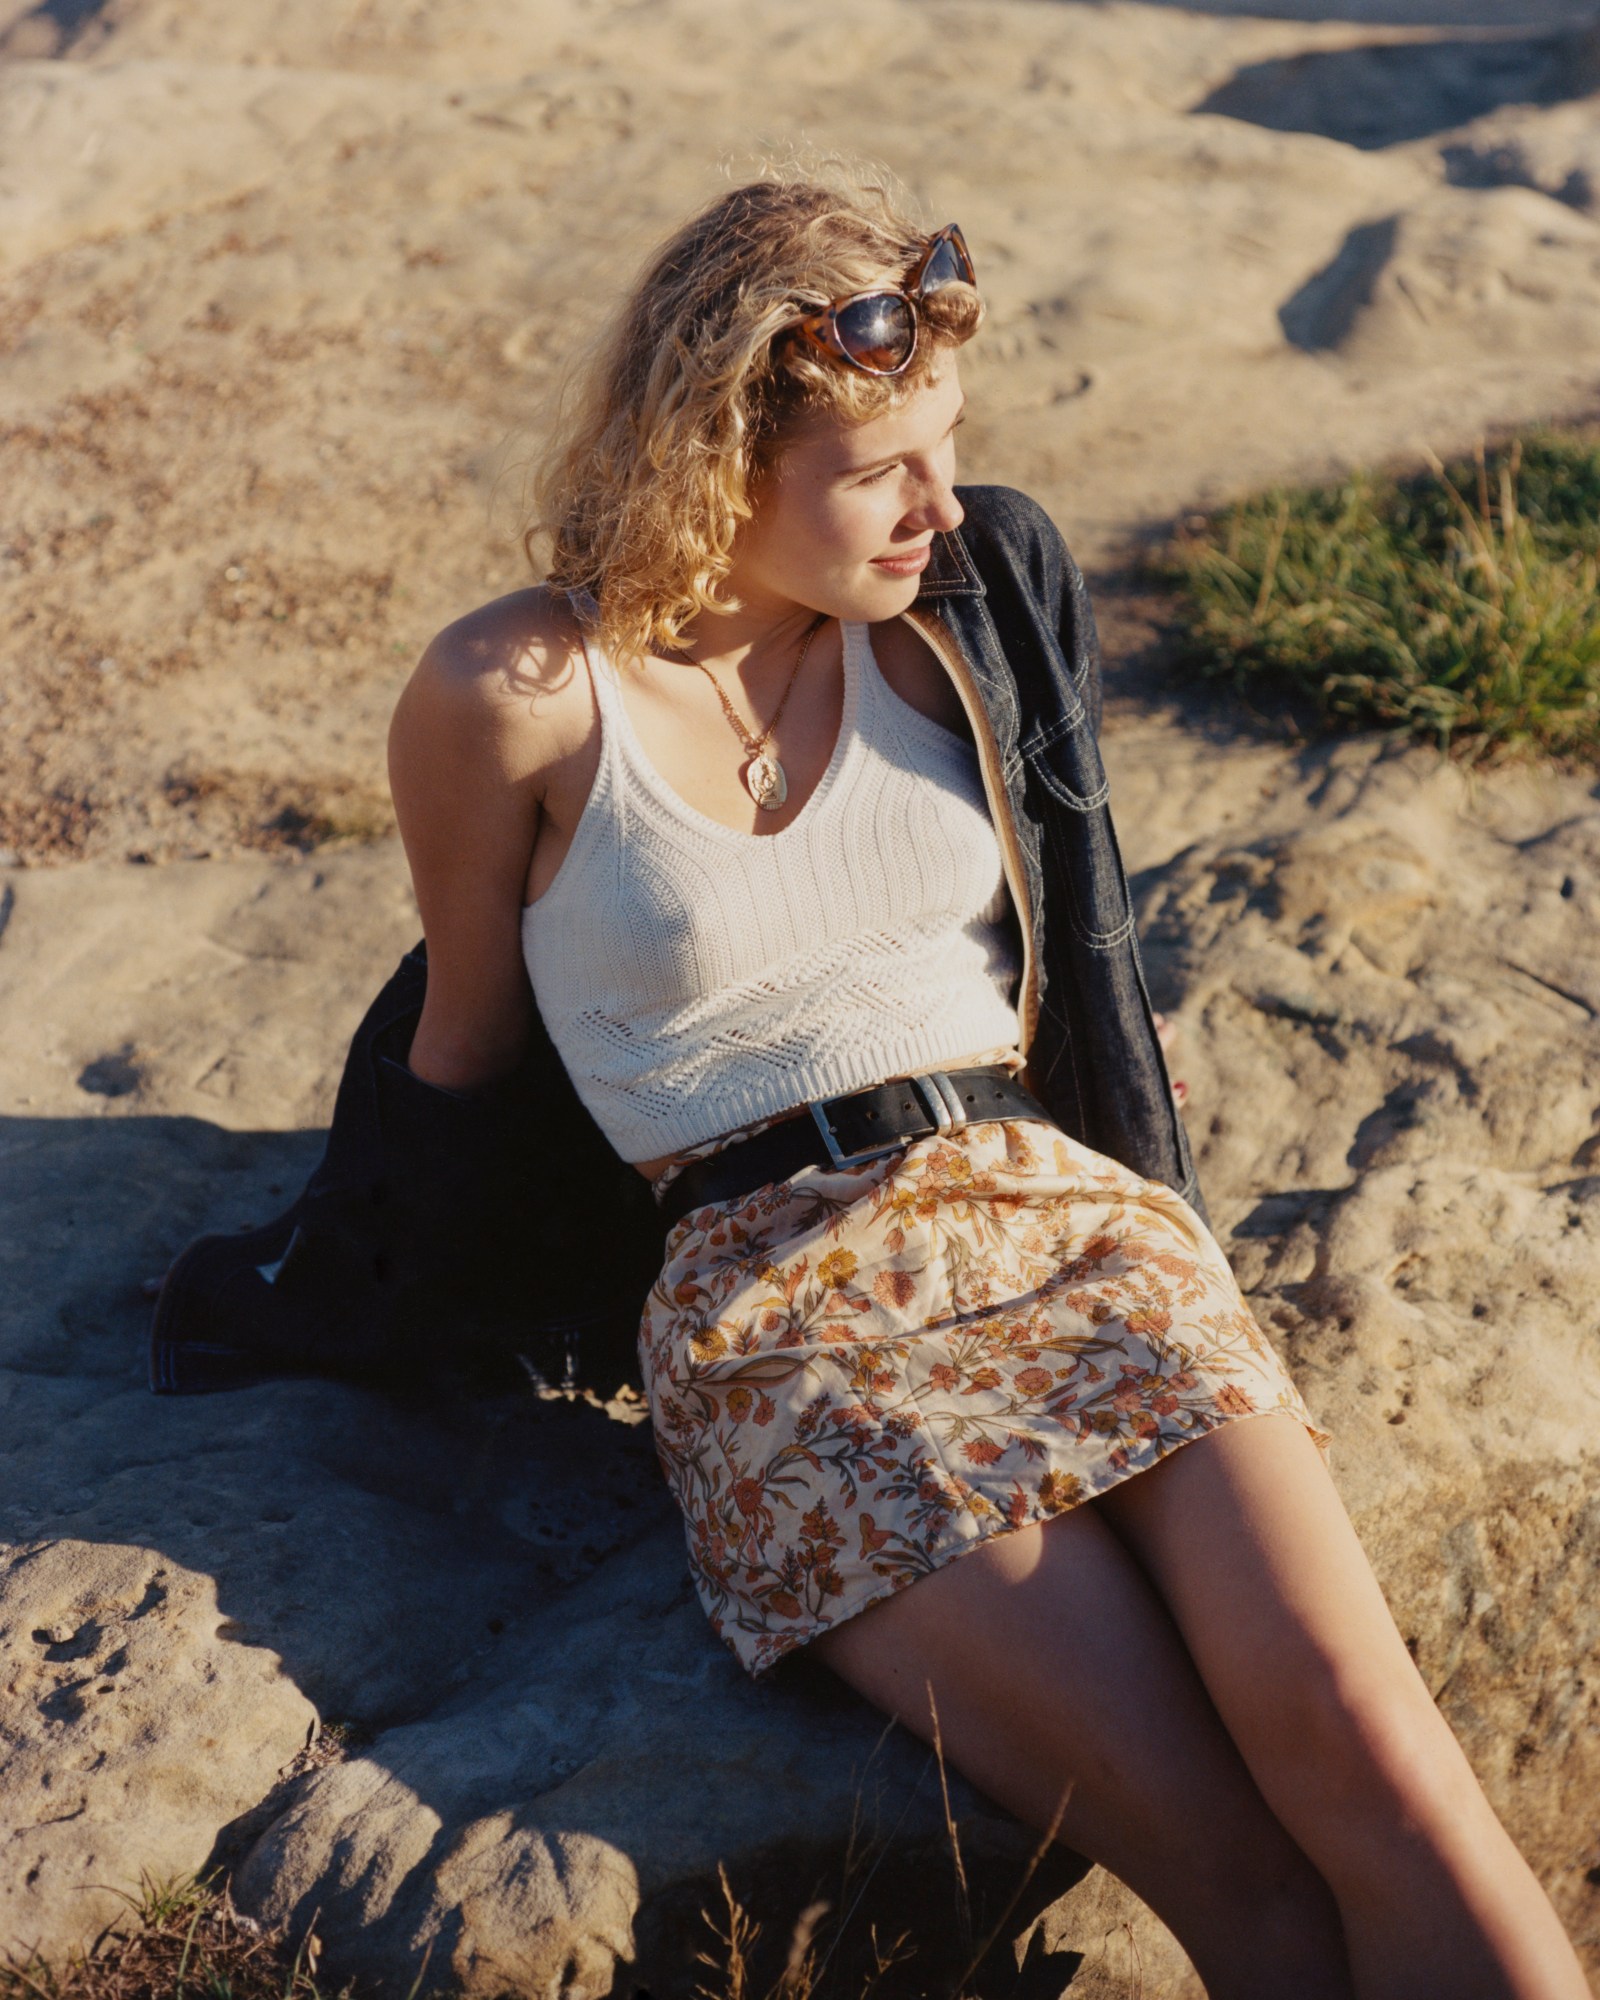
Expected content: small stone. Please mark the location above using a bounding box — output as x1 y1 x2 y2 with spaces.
77 1049 143 1099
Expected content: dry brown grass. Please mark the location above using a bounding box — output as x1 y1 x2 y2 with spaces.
691 1700 1076 2000
7 1717 1080 2000
0 1872 370 2000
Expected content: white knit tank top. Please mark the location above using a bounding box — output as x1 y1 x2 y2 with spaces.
520 620 1022 1162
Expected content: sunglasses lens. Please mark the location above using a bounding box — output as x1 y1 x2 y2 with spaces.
919 230 975 296
833 292 915 372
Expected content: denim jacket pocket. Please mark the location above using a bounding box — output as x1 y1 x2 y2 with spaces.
1022 723 1111 815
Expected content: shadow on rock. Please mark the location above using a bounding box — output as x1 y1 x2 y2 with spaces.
1194 23 1600 151
0 1110 1106 1995
1050 3 1591 23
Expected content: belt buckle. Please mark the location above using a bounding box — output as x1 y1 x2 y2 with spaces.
810 1070 970 1171
809 1098 902 1171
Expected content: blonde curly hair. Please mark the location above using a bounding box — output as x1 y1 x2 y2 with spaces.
526 166 983 664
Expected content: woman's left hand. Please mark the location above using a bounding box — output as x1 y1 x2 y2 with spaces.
1153 1011 1189 1108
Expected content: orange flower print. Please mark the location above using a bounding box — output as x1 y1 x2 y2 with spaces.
640 1116 1329 1678
1038 1470 1084 1512
873 1268 918 1309
859 1515 892 1555
818 1248 860 1289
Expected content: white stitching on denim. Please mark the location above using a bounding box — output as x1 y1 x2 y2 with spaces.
1027 751 1112 815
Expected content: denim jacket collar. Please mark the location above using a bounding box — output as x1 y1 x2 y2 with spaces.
914 523 986 600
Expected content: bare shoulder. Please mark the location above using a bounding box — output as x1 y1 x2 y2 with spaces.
395 585 589 773
388 581 600 961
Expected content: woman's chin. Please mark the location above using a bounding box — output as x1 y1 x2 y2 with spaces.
848 565 928 619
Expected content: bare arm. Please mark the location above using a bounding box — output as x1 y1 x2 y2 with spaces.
386 591 574 1092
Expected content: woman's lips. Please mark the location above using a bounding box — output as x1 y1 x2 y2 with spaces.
870 545 932 577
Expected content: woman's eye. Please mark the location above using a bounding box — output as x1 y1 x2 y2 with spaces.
857 463 898 486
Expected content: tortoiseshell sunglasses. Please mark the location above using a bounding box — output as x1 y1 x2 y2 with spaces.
786 223 977 377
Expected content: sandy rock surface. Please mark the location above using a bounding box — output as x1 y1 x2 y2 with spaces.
0 1538 315 1962
230 1522 1095 1997
1102 644 1600 1961
0 835 1204 1995
4 0 1600 1991
7 0 1600 867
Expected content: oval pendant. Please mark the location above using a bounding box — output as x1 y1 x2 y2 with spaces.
744 753 787 811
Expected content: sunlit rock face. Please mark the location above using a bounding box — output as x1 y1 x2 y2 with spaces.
3 0 1599 1988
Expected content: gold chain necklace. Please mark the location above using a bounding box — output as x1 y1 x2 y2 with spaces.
682 613 828 812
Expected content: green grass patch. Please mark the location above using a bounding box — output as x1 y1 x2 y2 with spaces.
1149 429 1600 758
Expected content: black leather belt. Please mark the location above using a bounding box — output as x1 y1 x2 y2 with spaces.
658 1065 1051 1229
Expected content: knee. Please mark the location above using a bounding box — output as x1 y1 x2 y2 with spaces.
1257 1655 1478 1864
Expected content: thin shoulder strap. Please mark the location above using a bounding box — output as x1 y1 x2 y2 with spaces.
564 590 622 715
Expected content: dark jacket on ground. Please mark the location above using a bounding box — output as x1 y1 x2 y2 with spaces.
148 485 1201 1396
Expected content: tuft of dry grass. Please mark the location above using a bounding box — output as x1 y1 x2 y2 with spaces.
693 1867 914 2000
1149 428 1600 760
0 1871 386 2000
692 1696 1075 2000
157 769 396 856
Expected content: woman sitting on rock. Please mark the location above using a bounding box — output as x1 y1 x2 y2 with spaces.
158 167 1589 1997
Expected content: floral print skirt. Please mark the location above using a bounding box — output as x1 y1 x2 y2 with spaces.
639 1117 1328 1678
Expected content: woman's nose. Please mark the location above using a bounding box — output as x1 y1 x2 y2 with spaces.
929 482 965 534
907 473 964 536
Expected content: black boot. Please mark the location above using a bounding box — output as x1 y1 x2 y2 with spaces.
148 945 665 1396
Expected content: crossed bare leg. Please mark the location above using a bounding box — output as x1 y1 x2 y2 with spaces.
813 1415 1591 2000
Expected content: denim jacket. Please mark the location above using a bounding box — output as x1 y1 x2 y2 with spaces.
905 483 1205 1218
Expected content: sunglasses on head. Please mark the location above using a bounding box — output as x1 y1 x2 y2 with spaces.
785 223 977 378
